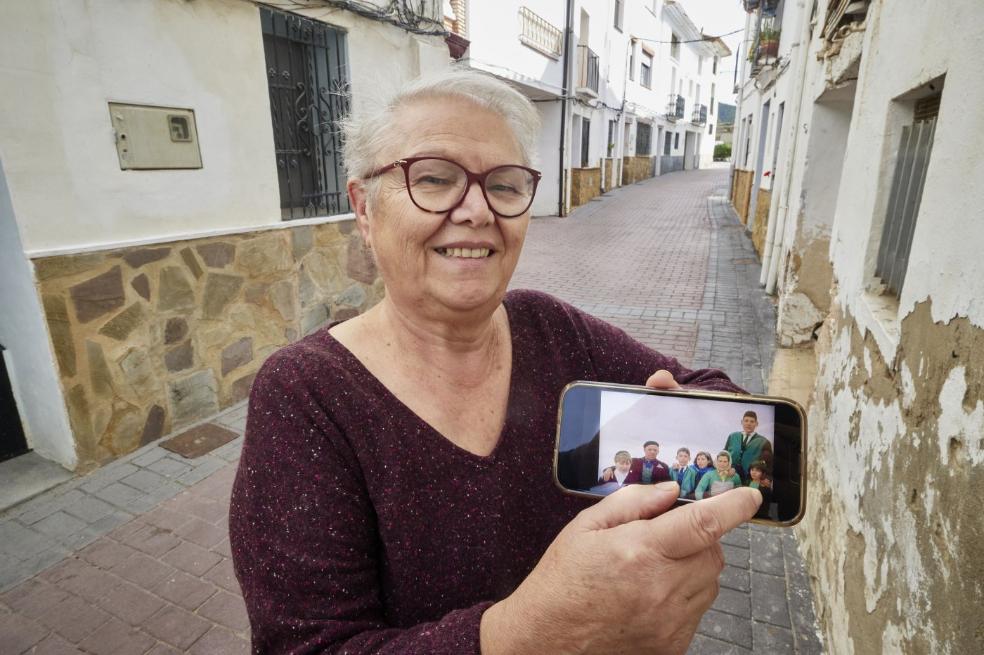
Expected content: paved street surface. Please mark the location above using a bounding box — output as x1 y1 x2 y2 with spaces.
0 168 821 654
512 167 822 654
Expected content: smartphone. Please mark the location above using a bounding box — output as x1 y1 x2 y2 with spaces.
554 381 806 526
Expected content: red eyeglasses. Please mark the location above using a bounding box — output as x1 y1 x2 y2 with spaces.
363 156 542 218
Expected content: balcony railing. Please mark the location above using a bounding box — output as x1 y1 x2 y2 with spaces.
691 104 708 125
577 45 600 95
518 6 563 58
666 94 685 121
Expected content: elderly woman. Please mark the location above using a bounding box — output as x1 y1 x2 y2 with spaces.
230 69 760 654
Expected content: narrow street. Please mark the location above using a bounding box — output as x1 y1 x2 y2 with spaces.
512 167 823 654
0 169 820 655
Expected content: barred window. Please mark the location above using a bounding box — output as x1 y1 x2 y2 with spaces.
261 8 351 220
636 123 652 156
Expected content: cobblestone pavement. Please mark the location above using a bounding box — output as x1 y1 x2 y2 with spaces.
511 168 823 654
0 168 821 654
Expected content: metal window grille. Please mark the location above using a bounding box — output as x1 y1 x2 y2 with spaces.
614 0 624 30
670 33 680 60
641 60 652 88
875 109 938 296
607 119 616 156
261 8 351 220
577 45 600 93
518 7 563 57
663 131 672 155
636 124 652 156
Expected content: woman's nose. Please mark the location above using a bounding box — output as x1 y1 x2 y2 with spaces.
448 180 495 226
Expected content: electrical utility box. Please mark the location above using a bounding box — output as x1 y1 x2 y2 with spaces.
108 103 203 170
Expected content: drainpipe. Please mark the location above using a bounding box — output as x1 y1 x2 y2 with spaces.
558 0 575 217
762 0 815 293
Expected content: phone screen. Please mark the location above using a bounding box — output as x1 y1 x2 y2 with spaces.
555 383 805 525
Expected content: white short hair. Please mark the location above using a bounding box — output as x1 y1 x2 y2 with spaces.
341 68 541 183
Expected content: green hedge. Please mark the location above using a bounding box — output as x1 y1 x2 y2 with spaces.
713 143 732 161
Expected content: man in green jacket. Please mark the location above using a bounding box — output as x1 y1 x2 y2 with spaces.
724 411 773 483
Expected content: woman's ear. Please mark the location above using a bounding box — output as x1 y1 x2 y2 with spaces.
347 179 372 248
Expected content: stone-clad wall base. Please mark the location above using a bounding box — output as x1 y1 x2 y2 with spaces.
571 167 601 208
731 169 754 225
34 220 381 471
751 189 771 256
621 156 654 185
602 158 617 193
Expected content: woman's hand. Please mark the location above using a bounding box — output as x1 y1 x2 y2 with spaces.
480 483 762 654
646 369 682 390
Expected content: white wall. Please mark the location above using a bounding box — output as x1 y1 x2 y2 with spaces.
532 102 563 216
0 0 449 256
0 159 75 468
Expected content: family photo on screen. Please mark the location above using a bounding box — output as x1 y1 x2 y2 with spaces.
589 394 777 519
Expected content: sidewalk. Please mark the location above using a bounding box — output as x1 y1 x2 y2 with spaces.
0 168 822 655
512 168 823 654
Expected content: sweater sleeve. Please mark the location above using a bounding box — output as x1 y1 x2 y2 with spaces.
229 352 491 654
555 296 745 393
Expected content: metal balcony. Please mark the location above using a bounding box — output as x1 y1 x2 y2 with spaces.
691 104 708 126
666 94 685 121
576 45 600 96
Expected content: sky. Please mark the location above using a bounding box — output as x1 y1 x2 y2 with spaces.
677 0 749 106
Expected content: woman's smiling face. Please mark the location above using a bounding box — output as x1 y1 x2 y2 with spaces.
351 96 532 320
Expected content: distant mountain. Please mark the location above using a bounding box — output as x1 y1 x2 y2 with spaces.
717 103 736 124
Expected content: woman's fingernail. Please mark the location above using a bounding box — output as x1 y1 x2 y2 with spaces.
655 481 679 491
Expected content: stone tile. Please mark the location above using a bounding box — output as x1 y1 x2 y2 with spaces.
32 511 88 541
2 580 71 620
111 553 175 589
188 626 250 655
98 303 146 341
62 496 116 524
40 593 112 643
25 632 86 654
97 581 166 625
750 529 786 576
15 490 87 525
145 644 182 655
161 541 223 577
131 273 151 302
175 457 228 487
131 448 169 469
78 463 140 494
698 607 753 649
0 520 50 558
119 470 168 494
202 273 244 319
77 616 156 655
45 559 121 604
203 558 240 594
144 456 192 479
142 604 211 650
140 405 167 447
751 571 792 628
153 570 218 611
2 547 71 592
94 482 145 509
722 543 750 568
175 517 226 550
711 585 751 619
197 590 250 632
79 539 139 571
211 537 232 559
119 523 181 558
752 620 796 652
122 247 170 269
687 633 752 655
720 525 750 549
719 564 751 593
168 370 220 425
141 506 193 533
70 266 124 323
197 242 236 269
220 337 253 377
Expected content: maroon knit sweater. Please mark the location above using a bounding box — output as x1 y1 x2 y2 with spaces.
230 290 743 654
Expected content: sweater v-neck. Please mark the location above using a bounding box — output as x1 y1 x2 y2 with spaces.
319 296 522 466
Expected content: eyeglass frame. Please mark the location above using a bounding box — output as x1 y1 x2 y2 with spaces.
361 156 543 218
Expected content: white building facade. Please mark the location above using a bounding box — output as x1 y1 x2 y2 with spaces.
0 0 451 473
451 0 730 214
733 0 984 651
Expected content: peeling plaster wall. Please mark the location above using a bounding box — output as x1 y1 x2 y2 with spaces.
793 1 984 653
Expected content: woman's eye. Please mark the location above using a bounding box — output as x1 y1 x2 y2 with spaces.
415 175 452 186
488 184 520 194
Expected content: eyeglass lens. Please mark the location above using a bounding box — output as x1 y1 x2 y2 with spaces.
406 158 535 216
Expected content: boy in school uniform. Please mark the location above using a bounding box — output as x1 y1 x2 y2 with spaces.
724 411 773 483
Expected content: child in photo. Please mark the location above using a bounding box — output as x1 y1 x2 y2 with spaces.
599 450 634 488
695 451 742 499
669 447 692 496
682 451 715 499
747 460 773 518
